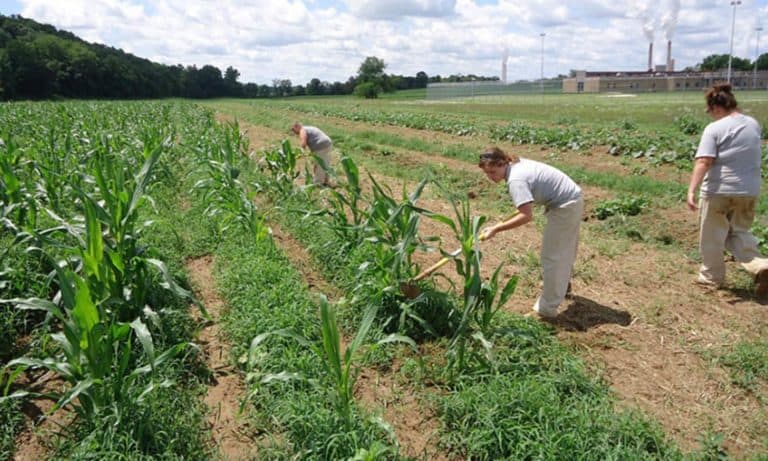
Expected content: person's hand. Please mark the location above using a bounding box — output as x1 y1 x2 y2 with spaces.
480 226 497 241
686 191 698 211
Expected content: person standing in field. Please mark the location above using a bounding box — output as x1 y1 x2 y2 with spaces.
291 122 333 186
686 82 768 296
478 147 584 318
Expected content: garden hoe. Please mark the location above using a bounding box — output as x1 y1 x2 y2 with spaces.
399 232 489 300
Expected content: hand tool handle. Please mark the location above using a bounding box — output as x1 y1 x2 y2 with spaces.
411 232 488 282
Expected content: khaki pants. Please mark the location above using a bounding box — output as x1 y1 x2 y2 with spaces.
534 196 584 317
312 146 332 185
699 195 768 284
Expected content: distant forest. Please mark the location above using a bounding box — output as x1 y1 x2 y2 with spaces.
0 14 498 101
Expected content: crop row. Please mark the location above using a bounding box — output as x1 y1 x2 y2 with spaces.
0 101 257 459
276 102 768 171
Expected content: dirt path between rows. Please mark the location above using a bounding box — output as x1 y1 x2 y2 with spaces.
228 112 768 456
12 374 67 461
187 255 254 460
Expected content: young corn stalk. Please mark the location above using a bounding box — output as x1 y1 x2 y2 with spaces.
356 175 446 335
1 264 185 423
360 175 430 289
0 134 40 233
426 192 518 378
248 296 415 430
321 156 367 252
259 139 300 196
193 121 267 241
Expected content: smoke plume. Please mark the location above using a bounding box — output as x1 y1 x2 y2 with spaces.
660 0 681 40
628 1 656 42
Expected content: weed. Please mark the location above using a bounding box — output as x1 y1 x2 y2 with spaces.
719 338 768 392
593 196 649 220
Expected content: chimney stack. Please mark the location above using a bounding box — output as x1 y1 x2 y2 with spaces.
666 40 673 72
648 42 653 72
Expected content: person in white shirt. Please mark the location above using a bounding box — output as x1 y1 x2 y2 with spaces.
686 82 768 296
291 122 333 186
479 146 584 317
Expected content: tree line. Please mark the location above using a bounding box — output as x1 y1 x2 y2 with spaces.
0 15 497 101
694 53 768 72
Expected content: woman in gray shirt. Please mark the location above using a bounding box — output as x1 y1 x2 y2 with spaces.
479 147 583 318
687 82 768 296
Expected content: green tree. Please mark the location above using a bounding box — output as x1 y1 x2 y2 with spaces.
699 53 752 71
353 81 378 99
306 78 323 95
756 52 768 71
354 56 387 98
357 56 386 82
415 71 428 88
224 66 242 97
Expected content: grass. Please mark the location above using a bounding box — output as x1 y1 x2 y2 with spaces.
276 90 768 131
409 309 681 460
719 337 768 392
0 399 23 460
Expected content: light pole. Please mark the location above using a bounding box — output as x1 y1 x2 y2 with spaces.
754 26 763 89
727 0 741 84
540 33 546 98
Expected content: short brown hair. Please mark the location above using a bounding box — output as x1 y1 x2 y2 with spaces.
705 82 738 111
478 146 519 167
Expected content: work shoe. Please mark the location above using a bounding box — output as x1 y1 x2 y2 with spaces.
532 304 558 319
694 274 721 289
754 269 768 298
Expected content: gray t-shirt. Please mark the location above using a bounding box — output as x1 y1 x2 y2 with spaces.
696 113 762 197
304 126 332 152
506 159 582 209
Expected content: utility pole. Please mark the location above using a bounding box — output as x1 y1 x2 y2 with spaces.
754 26 763 89
727 0 742 84
540 32 546 99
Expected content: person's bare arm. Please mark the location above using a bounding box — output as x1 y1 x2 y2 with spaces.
482 202 533 239
687 157 714 211
299 129 309 150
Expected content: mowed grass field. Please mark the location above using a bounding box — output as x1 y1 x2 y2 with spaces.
2 92 767 459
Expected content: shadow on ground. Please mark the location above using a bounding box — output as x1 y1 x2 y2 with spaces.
546 295 632 332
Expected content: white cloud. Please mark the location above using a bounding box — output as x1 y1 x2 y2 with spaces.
5 0 766 85
346 0 456 20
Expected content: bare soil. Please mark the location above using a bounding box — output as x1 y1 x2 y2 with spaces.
227 112 768 456
187 255 254 460
12 372 69 461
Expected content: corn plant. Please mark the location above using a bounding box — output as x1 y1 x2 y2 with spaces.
0 134 41 232
427 193 518 377
0 264 184 422
29 133 203 326
319 155 367 251
359 175 431 289
259 139 300 196
193 121 268 240
248 297 415 429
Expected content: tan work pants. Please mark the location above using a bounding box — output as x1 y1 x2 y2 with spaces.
698 195 768 284
312 146 332 185
534 196 584 317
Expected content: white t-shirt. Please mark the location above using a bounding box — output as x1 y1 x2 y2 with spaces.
506 159 582 209
696 113 762 197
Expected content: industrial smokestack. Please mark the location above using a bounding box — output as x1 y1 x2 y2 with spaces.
501 48 509 84
648 42 653 72
666 40 672 72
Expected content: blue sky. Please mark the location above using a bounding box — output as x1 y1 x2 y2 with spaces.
1 0 767 85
